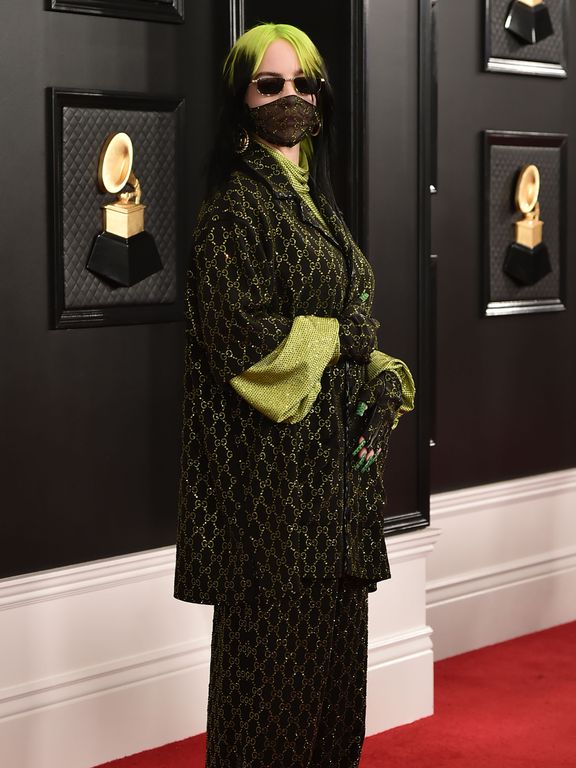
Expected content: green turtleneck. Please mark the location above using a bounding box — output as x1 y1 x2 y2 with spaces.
254 139 328 229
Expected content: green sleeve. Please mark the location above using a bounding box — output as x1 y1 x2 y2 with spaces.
367 350 415 429
230 315 340 424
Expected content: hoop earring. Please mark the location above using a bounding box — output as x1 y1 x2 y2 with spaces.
310 117 322 137
235 126 250 154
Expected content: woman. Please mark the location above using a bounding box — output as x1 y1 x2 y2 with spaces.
174 22 415 768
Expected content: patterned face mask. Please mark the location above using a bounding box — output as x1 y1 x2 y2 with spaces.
247 95 320 147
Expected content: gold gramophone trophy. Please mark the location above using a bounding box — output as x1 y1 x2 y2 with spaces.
503 164 552 286
504 0 554 45
87 132 162 287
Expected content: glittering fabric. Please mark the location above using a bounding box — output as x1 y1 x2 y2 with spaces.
206 577 368 767
367 350 416 430
174 140 414 606
338 308 380 364
248 95 320 148
255 137 328 228
230 314 339 423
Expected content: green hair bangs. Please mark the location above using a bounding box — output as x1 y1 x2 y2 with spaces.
224 22 325 86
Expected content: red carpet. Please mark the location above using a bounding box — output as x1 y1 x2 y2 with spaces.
97 620 576 767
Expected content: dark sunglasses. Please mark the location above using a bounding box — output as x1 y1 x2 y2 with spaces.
250 75 325 97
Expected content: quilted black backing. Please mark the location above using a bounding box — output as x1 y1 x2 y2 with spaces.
486 139 564 306
59 104 179 310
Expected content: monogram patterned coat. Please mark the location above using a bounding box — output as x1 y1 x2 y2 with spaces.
174 140 413 605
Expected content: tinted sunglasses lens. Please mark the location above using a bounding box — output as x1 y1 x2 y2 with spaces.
256 77 284 95
295 76 322 95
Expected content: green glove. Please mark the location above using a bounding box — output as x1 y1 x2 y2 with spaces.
350 369 404 472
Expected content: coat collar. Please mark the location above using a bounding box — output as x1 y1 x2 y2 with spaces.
237 140 359 310
237 141 344 251
238 140 297 200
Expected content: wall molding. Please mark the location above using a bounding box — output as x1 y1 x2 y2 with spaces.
0 547 175 611
427 544 576 608
430 467 576 519
0 636 210 721
369 625 432 669
387 526 441 563
427 468 576 659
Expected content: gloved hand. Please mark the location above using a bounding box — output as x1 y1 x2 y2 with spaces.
338 308 380 364
349 368 404 472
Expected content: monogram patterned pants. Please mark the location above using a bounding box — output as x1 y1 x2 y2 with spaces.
205 577 369 768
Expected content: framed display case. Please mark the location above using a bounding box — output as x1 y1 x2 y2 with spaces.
484 0 568 77
49 87 185 328
483 129 567 316
48 0 184 23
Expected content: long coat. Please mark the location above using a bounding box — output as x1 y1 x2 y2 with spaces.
174 140 408 606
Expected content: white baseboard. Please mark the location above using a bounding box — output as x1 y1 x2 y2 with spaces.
428 468 576 660
366 527 440 735
0 528 439 768
366 625 433 735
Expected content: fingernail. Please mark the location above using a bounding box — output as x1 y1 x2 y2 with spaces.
353 448 368 470
362 447 382 472
362 454 376 472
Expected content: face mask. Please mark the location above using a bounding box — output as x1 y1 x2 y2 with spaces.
247 95 320 147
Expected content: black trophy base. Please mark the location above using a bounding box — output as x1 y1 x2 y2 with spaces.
505 1 554 45
503 241 552 286
87 230 162 287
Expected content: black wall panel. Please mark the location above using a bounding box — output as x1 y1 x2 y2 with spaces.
0 2 226 579
431 0 576 492
365 0 422 527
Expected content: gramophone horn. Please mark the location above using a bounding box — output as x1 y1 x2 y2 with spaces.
515 164 540 214
97 132 134 194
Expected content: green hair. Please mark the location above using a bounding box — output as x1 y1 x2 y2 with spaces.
223 22 325 85
223 23 327 165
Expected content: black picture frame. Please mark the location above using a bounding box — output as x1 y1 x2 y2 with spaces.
420 0 437 459
48 0 184 24
49 87 185 329
484 0 568 78
483 130 567 317
429 0 439 195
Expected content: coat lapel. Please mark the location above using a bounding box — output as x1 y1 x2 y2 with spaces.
239 142 343 251
238 142 361 309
